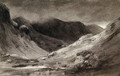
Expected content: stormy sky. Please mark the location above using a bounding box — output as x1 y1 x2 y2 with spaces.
1 0 120 28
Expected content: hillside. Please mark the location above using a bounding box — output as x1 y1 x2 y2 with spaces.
31 18 91 43
44 17 120 75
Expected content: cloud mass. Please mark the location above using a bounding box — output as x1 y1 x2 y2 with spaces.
0 0 120 27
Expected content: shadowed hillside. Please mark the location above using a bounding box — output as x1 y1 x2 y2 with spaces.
31 18 91 43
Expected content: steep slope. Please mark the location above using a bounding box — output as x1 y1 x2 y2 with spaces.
87 24 104 35
44 17 120 75
13 17 67 52
0 3 48 59
31 18 91 43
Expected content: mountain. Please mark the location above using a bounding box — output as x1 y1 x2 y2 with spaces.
31 18 91 43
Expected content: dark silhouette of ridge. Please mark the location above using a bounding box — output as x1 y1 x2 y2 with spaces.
31 18 91 43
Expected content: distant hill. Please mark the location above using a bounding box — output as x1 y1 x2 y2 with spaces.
31 18 91 43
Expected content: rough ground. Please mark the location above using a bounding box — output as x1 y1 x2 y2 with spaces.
0 3 120 76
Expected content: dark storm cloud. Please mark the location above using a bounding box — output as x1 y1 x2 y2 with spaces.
0 0 120 27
